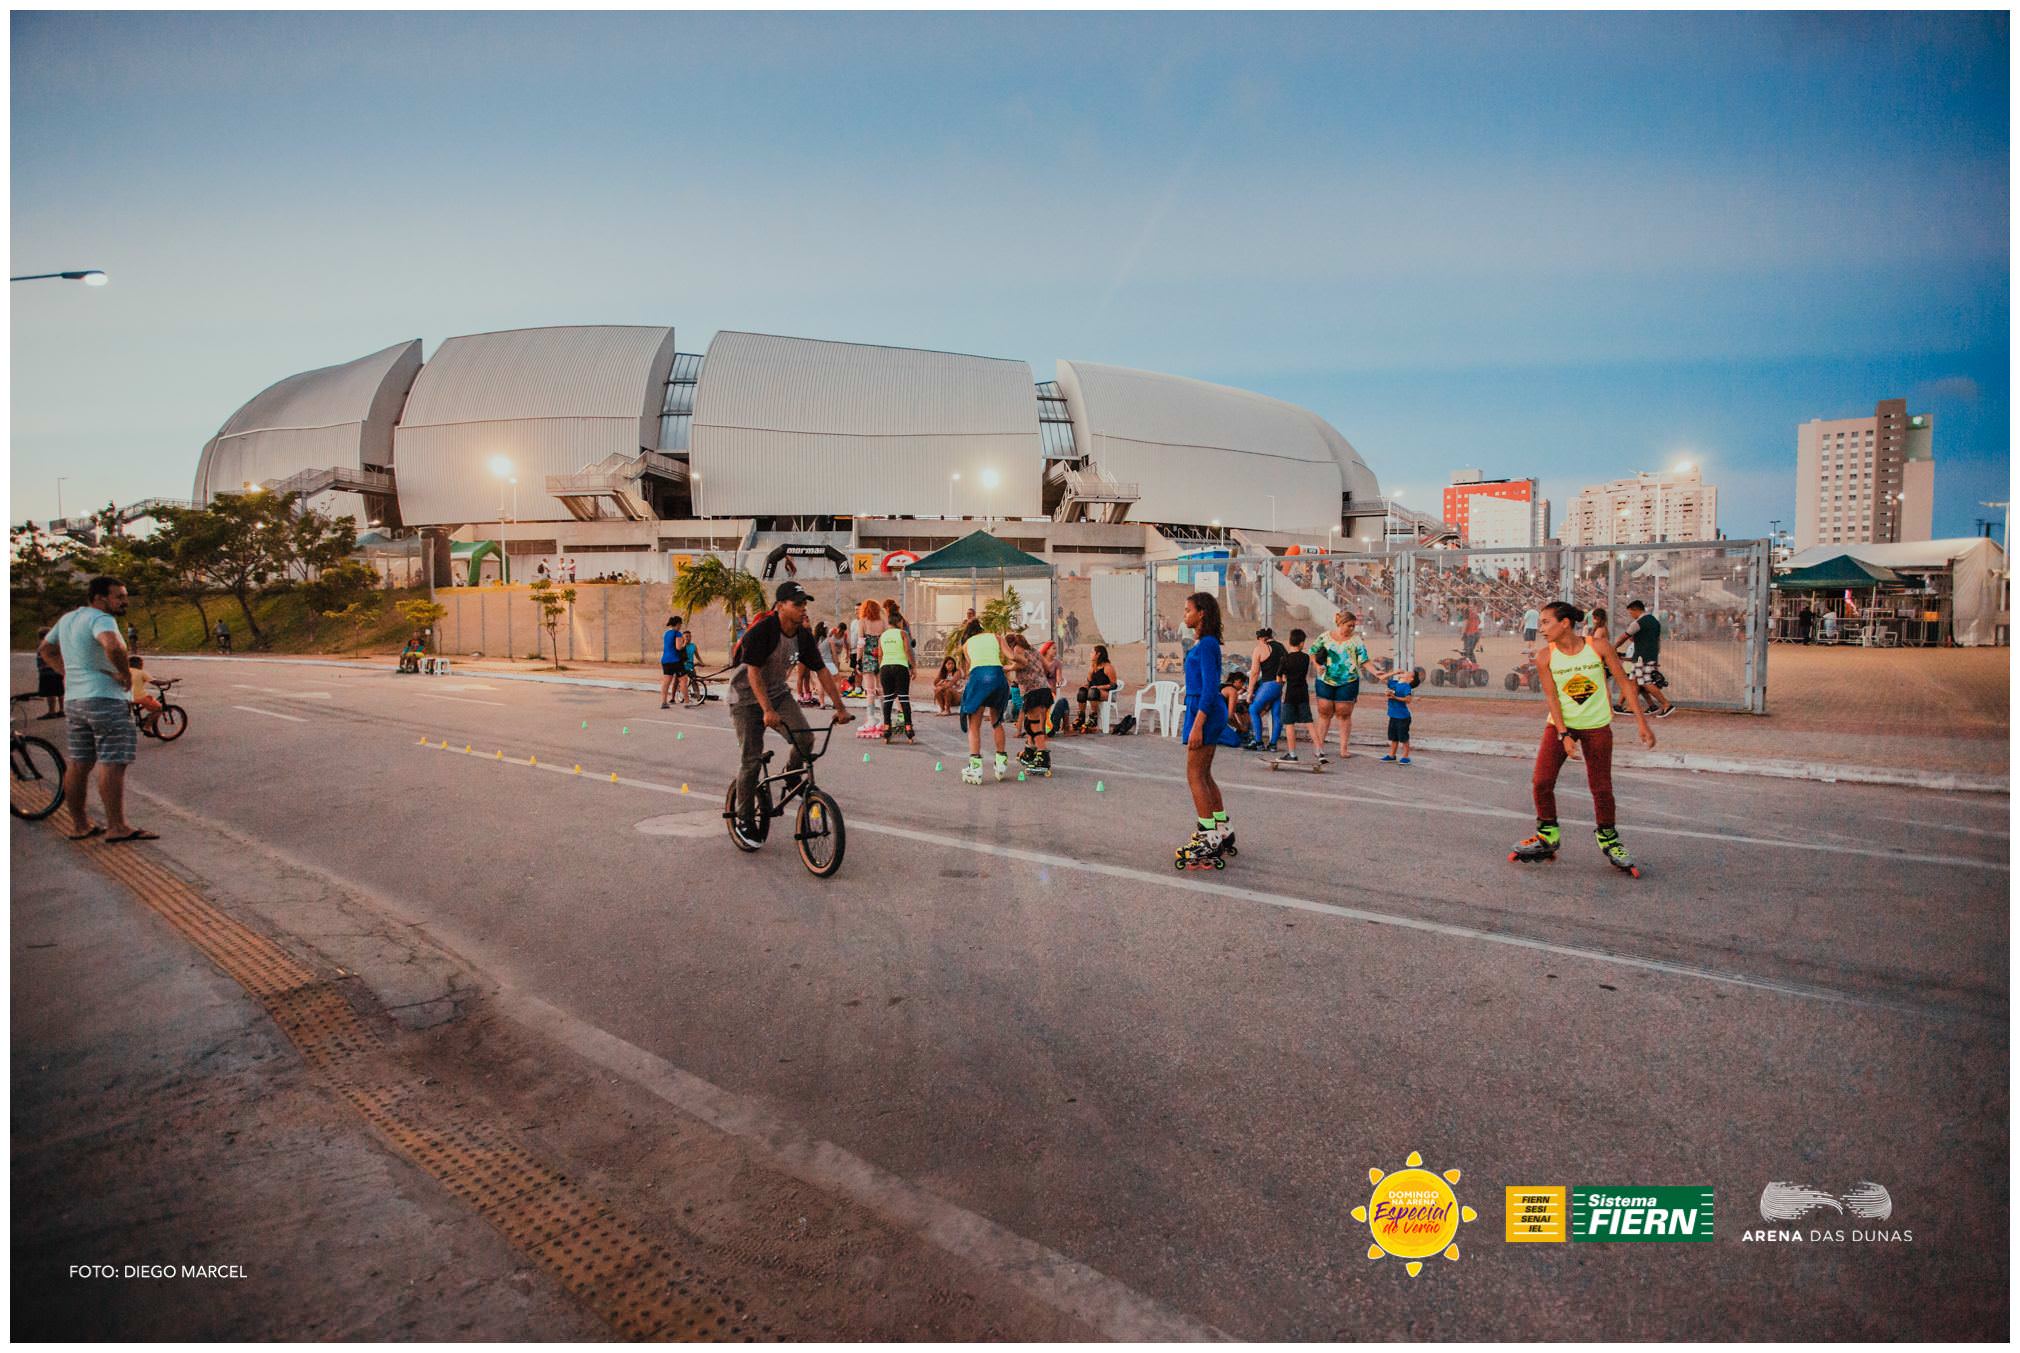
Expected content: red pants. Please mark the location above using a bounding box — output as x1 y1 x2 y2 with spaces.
1532 724 1615 829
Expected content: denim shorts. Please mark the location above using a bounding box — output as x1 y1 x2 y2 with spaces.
66 697 137 767
1315 678 1359 704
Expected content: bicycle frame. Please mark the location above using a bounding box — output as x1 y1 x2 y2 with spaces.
753 720 841 817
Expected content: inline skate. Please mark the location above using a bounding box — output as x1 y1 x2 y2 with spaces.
1508 823 1561 864
1595 827 1640 878
961 756 985 786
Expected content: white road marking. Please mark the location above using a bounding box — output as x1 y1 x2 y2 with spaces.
637 717 728 734
1041 762 2005 872
231 704 307 723
497 990 1225 1341
428 746 1989 1013
232 683 330 700
414 692 507 708
1870 815 2009 840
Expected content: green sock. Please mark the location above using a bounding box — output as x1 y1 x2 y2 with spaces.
1212 811 1229 825
1198 817 1214 831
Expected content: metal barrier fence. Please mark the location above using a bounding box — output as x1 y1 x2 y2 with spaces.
1147 541 1769 713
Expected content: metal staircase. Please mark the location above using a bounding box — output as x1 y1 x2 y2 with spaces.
1045 463 1139 524
546 451 689 522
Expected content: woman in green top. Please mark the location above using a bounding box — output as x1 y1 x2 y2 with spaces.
1510 601 1654 873
876 608 915 742
1310 609 1371 760
956 620 1012 783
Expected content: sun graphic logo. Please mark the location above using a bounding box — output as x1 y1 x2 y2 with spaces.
1354 1151 1477 1277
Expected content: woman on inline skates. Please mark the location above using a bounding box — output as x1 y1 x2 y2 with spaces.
956 620 1012 783
1176 592 1235 869
1510 601 1655 876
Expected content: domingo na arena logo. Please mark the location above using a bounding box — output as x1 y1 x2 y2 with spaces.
1354 1151 1476 1277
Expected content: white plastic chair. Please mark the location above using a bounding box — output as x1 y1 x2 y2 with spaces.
1133 679 1180 737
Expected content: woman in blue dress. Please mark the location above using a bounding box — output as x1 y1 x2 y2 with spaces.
1176 592 1236 869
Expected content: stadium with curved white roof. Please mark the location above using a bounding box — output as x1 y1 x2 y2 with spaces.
193 324 1386 571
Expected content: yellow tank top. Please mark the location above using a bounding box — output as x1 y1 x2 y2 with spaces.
878 627 907 667
1548 641 1613 730
964 631 1004 669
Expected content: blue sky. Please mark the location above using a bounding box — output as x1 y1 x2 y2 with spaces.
11 10 2009 537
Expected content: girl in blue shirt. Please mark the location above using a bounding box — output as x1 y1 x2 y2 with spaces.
1176 592 1236 869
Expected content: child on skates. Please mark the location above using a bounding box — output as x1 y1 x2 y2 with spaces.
1510 601 1655 874
1176 592 1236 869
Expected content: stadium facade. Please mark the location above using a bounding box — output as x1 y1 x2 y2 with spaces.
193 324 1385 575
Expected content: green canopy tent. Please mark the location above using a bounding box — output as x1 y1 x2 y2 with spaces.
449 539 508 586
1772 553 1905 641
900 531 1056 663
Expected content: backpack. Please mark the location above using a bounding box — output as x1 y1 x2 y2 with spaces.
1110 713 1137 736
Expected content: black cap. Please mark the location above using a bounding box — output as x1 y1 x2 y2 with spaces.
775 581 814 605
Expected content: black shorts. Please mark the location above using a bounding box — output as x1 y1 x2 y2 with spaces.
662 661 684 676
1387 716 1412 744
1021 688 1053 723
37 669 61 697
1283 695 1314 725
879 664 911 697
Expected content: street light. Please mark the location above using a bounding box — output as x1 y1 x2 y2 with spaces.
980 468 1000 530
56 477 67 520
490 458 514 584
948 471 961 520
11 269 108 286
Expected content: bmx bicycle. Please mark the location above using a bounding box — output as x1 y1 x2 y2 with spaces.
10 694 66 821
134 677 189 742
722 720 846 877
680 670 712 709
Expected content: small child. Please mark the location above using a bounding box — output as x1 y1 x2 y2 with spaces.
1219 671 1251 743
1276 628 1324 763
128 655 163 716
1381 665 1423 764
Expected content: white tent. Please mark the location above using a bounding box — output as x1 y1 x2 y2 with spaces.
1782 538 2006 646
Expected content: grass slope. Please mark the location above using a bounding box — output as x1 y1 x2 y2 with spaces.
12 587 434 657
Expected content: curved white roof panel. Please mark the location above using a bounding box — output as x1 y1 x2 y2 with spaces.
691 331 1042 520
393 325 677 525
193 339 422 514
1055 362 1378 532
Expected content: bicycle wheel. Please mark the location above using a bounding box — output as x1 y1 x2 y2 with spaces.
685 676 710 709
11 734 66 821
723 780 769 851
153 704 188 742
796 787 846 877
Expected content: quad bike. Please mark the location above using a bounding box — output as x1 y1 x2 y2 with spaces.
1430 651 1490 688
1504 656 1543 692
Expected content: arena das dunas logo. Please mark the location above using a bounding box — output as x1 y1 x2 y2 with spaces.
1354 1151 1477 1277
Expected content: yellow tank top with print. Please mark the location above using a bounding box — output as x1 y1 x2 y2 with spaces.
1548 641 1613 731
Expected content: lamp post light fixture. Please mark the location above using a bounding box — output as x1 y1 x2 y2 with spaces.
948 471 961 520
11 269 108 286
56 477 67 520
489 457 515 585
980 468 1000 531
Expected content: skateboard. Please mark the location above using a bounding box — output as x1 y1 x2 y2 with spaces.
1260 758 1325 773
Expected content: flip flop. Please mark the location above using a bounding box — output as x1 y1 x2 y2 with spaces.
65 825 105 841
106 828 160 843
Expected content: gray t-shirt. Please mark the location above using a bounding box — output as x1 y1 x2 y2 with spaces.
728 613 823 707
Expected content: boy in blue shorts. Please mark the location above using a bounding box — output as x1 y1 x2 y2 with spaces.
1381 666 1422 764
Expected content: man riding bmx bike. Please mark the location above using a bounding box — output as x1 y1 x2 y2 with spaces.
730 581 853 836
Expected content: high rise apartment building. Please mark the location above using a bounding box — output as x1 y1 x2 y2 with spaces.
1444 470 1550 547
1559 468 1718 547
1794 398 1935 551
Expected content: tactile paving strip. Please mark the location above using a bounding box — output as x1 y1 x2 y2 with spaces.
42 818 774 1340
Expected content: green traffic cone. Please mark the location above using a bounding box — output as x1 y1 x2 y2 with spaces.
935 761 943 772
1095 780 1106 792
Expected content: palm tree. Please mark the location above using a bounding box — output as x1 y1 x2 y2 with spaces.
669 556 765 639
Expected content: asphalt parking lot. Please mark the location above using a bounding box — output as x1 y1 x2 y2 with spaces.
20 653 2008 1338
